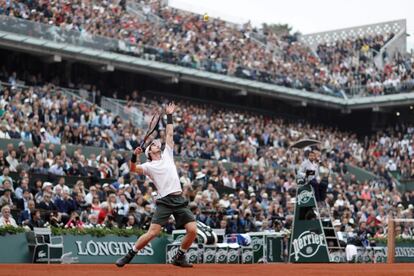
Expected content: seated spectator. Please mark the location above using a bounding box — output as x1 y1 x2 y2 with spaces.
16 189 33 211
55 190 77 217
80 203 93 223
5 150 19 172
14 176 30 201
91 196 102 214
0 205 17 227
29 209 46 229
0 167 13 188
97 202 110 224
116 194 129 217
0 189 14 209
85 214 101 228
35 182 53 204
49 159 65 176
37 192 57 212
125 215 138 229
18 199 36 226
85 186 98 205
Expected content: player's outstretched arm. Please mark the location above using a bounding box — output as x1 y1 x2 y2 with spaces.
130 147 144 175
165 102 175 149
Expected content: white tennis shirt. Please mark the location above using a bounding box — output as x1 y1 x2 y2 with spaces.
140 144 182 198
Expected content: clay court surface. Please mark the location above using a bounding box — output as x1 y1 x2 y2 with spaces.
1 264 414 276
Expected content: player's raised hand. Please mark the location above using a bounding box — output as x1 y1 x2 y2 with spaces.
165 102 176 115
134 147 143 155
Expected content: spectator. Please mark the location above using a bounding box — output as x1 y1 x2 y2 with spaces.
85 214 101 228
65 211 84 229
85 186 98 205
37 192 57 212
14 177 30 200
16 189 32 210
0 189 14 209
0 205 17 227
18 199 36 226
29 209 46 229
0 168 13 188
55 190 77 217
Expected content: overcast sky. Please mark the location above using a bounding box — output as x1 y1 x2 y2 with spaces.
169 0 414 51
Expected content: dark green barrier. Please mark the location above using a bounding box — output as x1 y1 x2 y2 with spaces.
398 180 414 193
0 233 170 263
63 234 170 264
330 243 414 263
346 164 377 182
377 243 414 263
0 233 32 263
2 232 414 263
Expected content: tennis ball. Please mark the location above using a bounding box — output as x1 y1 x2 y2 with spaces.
203 13 209 22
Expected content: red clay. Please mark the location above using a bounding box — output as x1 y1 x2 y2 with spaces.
1 264 414 276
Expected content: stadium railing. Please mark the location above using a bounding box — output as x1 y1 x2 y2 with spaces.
101 97 146 128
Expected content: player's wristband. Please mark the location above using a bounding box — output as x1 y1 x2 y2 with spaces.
167 114 173 124
131 153 137 163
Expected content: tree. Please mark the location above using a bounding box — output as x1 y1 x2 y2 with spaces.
262 23 293 36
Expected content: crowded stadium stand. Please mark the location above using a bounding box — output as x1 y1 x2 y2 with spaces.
0 0 413 266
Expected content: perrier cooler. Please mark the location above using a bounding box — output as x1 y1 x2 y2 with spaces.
248 232 266 263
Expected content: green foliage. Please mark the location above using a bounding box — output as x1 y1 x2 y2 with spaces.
0 225 26 235
51 227 171 238
371 237 414 244
51 227 148 237
0 226 166 238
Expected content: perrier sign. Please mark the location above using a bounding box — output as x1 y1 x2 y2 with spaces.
289 184 330 263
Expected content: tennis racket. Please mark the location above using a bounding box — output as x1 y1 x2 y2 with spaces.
139 111 162 149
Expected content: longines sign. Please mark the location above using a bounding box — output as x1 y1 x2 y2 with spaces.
63 235 169 263
75 241 154 256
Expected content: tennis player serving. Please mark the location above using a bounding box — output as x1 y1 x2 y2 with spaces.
116 103 197 268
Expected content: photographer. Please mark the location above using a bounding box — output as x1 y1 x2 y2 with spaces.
47 211 63 228
239 209 257 233
65 211 84 229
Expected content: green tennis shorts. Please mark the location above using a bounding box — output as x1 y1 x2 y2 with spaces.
151 194 195 228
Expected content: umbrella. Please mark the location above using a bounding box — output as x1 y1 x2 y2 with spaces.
289 139 321 149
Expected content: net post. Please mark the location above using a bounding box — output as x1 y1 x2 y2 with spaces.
387 215 395 264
